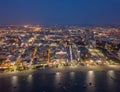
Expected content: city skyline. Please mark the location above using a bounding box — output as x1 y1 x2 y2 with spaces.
0 0 120 25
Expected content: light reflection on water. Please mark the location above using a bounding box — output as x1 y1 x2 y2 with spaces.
108 70 115 78
107 70 115 87
27 74 32 83
85 71 96 91
27 74 33 89
55 72 62 84
70 72 75 79
86 71 95 84
11 76 18 87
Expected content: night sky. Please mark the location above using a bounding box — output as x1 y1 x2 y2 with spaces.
0 0 120 25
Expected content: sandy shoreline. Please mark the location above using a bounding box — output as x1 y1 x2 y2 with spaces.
0 65 120 78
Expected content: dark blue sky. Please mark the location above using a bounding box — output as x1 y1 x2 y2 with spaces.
0 0 120 25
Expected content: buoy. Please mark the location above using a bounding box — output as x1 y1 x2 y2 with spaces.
13 86 17 89
89 82 92 85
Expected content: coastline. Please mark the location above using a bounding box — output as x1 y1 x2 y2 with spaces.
0 65 120 78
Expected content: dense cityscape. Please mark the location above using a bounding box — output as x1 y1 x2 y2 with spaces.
0 25 120 92
0 25 120 72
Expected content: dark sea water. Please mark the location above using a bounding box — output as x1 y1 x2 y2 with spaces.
0 70 120 92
